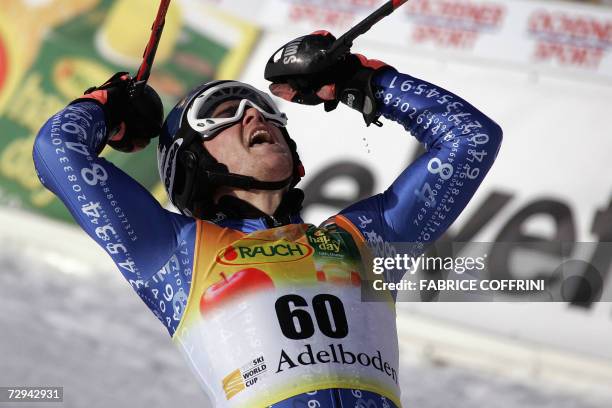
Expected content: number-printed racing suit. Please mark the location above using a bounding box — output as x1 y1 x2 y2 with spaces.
33 69 502 408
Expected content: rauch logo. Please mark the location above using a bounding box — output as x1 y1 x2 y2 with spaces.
216 239 313 266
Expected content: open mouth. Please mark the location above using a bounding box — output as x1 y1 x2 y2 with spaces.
249 129 275 147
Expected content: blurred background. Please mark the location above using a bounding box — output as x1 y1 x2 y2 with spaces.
0 0 611 407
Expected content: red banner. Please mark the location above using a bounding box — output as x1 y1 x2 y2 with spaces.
405 0 506 49
528 10 612 68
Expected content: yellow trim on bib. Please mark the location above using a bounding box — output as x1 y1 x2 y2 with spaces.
249 382 402 408
173 220 203 339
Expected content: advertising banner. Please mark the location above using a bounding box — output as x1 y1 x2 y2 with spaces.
1 0 610 367
201 0 612 80
0 0 258 221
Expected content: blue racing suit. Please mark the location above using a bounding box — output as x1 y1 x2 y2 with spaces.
33 69 502 407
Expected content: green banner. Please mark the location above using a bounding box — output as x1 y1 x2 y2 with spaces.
0 0 258 222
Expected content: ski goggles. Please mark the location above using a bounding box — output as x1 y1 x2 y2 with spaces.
186 82 288 140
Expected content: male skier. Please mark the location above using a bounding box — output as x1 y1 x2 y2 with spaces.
33 31 502 408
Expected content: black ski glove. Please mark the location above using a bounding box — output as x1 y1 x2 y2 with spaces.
264 31 394 126
72 72 164 152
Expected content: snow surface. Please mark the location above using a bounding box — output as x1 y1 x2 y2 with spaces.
1 237 610 408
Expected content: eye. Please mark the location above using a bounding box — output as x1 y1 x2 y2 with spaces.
214 109 235 118
212 103 240 118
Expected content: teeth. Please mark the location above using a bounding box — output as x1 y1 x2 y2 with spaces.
250 130 273 146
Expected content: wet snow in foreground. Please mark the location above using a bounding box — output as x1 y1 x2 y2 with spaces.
0 240 610 408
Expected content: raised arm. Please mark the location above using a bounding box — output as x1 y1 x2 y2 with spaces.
267 31 502 249
32 75 193 289
338 69 502 262
264 31 501 286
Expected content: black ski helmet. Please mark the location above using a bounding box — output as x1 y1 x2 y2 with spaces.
157 80 304 218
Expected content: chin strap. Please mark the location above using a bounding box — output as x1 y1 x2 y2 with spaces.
195 138 295 192
178 131 298 220
205 170 293 191
201 188 304 221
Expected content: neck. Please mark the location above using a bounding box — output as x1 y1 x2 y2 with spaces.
213 187 286 216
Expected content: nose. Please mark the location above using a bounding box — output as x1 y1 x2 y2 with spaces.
242 106 266 127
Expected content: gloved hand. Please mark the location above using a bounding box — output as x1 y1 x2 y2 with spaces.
73 72 164 152
265 31 393 126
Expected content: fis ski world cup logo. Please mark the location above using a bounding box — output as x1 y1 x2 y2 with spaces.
222 356 267 400
216 239 313 266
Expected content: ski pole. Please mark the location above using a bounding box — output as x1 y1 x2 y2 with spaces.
327 0 409 61
264 0 409 84
130 0 172 97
